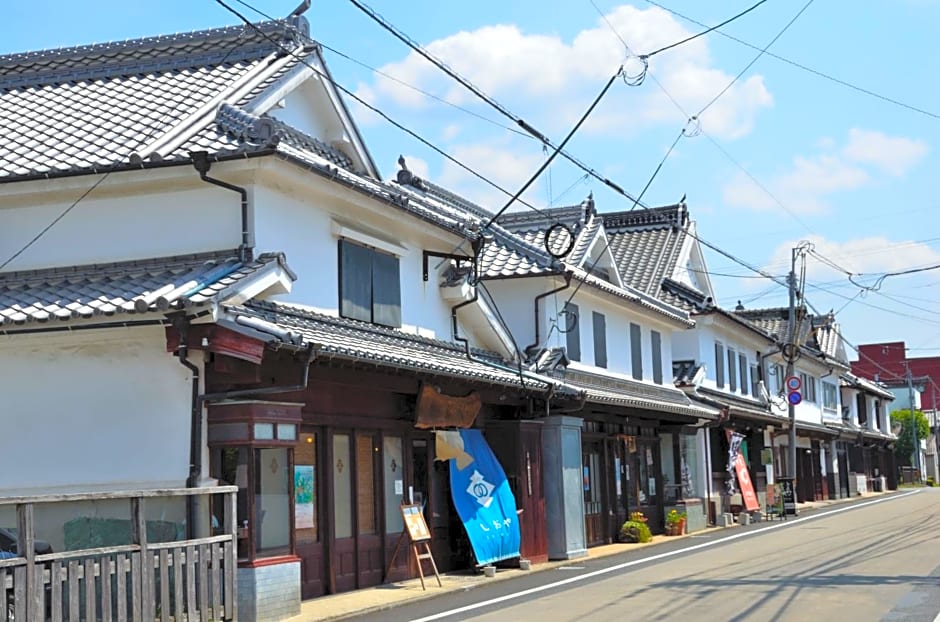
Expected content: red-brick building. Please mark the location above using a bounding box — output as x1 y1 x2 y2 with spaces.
851 341 940 411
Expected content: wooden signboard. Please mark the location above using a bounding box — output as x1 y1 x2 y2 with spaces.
401 504 431 542
385 504 441 589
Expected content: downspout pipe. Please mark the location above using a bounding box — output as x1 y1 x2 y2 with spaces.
524 272 573 355
190 151 252 263
172 316 202 538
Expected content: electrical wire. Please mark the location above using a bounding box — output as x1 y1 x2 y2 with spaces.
345 0 649 208
316 40 535 139
641 0 772 59
0 173 112 270
589 0 817 236
696 0 816 118
483 67 624 229
559 128 686 310
216 0 559 221
644 0 940 124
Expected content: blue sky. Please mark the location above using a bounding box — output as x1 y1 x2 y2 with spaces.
4 0 940 361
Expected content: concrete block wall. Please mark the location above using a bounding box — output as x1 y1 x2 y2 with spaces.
237 561 301 622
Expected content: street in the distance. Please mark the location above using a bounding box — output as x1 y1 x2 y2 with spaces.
349 490 940 622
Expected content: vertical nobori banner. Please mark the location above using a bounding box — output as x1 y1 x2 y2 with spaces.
726 431 745 495
438 429 521 565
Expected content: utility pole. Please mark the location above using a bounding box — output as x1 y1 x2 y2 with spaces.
905 362 918 480
786 247 798 481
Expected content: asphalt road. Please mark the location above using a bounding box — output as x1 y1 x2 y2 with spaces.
351 489 940 622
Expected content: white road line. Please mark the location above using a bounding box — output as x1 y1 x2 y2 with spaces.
411 491 921 622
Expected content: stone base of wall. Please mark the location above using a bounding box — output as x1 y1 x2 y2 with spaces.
237 560 301 622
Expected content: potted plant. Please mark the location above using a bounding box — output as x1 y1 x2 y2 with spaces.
665 509 687 535
619 511 652 543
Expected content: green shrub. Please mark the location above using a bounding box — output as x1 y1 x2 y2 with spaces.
927 477 936 487
619 520 652 543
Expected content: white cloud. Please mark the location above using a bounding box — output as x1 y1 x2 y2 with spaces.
722 128 928 214
842 128 928 176
437 141 545 209
363 5 773 140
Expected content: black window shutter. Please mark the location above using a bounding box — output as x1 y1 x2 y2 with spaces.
592 312 607 369
715 343 725 388
565 303 580 362
651 330 662 384
728 349 737 392
339 239 372 323
739 354 748 395
630 323 643 380
371 250 402 327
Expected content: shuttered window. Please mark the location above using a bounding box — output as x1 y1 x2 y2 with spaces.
564 303 581 362
715 343 725 388
728 349 737 392
739 353 748 395
630 323 643 380
651 330 662 384
339 239 401 327
592 311 607 368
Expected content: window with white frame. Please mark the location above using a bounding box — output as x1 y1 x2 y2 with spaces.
822 382 838 411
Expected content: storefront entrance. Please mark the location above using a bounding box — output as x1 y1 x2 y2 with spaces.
295 427 411 598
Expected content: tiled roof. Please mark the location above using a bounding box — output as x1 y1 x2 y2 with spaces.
604 204 688 296
0 19 336 180
694 386 781 423
672 360 704 385
496 198 598 264
734 307 848 365
841 372 895 400
227 300 563 392
0 250 289 327
558 369 717 418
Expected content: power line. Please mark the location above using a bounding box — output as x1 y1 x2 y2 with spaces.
215 0 556 221
697 0 816 118
0 173 112 270
559 128 686 309
317 40 535 140
345 0 648 208
484 67 624 228
642 0 772 58
589 0 817 236
645 0 940 123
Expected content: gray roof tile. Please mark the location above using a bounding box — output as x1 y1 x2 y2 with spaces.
229 300 560 391
0 250 287 327
0 20 323 180
604 204 688 296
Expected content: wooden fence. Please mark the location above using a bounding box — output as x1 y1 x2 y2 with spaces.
0 486 237 621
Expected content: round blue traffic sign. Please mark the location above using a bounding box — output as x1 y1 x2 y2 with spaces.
785 376 801 391
787 391 802 405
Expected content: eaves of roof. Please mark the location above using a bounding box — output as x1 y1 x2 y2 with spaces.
0 250 291 329
694 386 783 424
556 369 717 418
226 300 564 393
